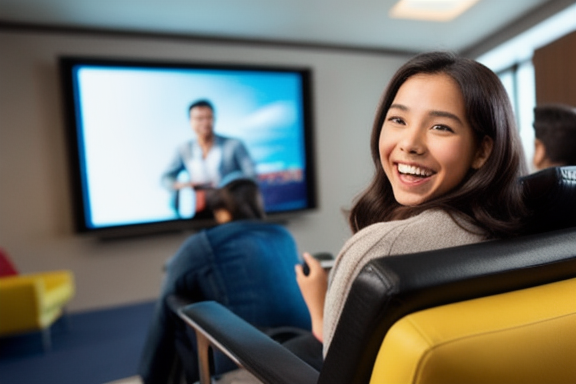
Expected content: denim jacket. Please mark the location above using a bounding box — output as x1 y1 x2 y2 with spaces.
140 220 310 384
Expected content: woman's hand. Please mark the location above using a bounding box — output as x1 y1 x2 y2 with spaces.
295 252 328 342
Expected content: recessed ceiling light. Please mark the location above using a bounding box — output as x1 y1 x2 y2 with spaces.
389 0 480 22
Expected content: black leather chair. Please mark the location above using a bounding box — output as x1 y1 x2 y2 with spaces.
178 166 576 384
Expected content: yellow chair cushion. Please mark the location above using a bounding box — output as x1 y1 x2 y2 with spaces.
0 270 75 335
370 277 576 384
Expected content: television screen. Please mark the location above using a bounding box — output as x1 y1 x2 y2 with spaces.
59 57 316 237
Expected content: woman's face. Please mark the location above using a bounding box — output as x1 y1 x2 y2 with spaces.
379 73 491 206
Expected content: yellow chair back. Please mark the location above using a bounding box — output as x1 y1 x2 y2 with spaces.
370 277 576 384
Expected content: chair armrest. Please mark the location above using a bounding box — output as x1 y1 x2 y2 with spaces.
24 270 74 291
0 276 43 307
0 276 44 332
24 271 75 308
179 301 319 384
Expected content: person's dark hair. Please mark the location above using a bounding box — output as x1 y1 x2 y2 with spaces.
533 103 576 166
206 178 266 221
188 99 214 116
348 51 528 239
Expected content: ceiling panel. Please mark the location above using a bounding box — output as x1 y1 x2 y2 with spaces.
0 0 566 54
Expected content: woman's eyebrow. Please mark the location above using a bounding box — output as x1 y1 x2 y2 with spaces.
429 110 463 124
389 103 408 111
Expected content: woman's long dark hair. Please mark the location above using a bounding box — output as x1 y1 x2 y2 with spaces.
348 51 528 238
207 178 266 221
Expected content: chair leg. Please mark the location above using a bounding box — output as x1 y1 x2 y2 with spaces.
167 354 185 384
195 330 213 384
60 307 71 331
41 327 52 352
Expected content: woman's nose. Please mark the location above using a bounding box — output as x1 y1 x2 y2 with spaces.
399 127 426 155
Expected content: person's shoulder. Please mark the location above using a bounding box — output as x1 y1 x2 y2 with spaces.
177 139 196 154
353 209 443 237
339 214 422 257
407 209 486 237
214 134 232 143
363 209 471 230
180 228 210 248
374 209 485 237
208 220 283 234
203 222 236 243
216 134 245 147
388 209 486 253
343 209 482 252
259 221 293 236
207 220 293 243
234 220 290 234
334 210 485 273
406 209 455 225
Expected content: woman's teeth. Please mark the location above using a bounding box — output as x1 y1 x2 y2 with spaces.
398 163 433 177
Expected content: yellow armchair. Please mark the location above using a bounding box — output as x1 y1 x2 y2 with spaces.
0 250 75 350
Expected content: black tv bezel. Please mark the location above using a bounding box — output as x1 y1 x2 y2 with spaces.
59 56 317 238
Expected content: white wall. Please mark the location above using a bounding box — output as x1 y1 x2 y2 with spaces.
0 29 409 312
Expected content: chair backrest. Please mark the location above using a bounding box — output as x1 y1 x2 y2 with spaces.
521 166 576 234
370 277 576 384
318 166 576 384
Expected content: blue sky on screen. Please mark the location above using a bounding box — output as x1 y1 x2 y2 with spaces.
74 65 306 226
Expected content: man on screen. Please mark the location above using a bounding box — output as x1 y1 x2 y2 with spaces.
162 99 257 216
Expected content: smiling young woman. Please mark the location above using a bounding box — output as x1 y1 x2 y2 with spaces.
350 51 527 236
293 51 529 362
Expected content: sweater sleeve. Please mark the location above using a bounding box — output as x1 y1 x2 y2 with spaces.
322 210 485 354
322 221 408 352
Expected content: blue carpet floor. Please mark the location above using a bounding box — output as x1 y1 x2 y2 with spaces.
0 301 155 384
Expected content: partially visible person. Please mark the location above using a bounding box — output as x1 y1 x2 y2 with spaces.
295 51 528 360
532 103 576 170
139 178 310 384
162 99 257 215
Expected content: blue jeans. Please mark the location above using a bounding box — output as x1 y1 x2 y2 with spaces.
139 220 311 384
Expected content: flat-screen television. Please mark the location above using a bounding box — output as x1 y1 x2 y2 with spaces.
59 57 316 238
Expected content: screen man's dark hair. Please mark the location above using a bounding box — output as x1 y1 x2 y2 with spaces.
188 99 214 116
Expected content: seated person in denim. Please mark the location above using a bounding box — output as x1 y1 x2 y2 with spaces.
139 178 310 384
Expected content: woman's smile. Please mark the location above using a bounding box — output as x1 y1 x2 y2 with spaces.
395 163 436 188
397 162 435 178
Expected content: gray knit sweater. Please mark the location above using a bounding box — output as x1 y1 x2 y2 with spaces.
323 209 487 354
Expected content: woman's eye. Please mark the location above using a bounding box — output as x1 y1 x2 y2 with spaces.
388 116 405 125
432 124 454 132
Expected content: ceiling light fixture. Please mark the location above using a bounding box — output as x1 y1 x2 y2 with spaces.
389 0 480 22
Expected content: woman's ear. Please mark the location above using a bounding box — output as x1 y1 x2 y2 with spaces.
532 138 548 170
472 136 494 170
